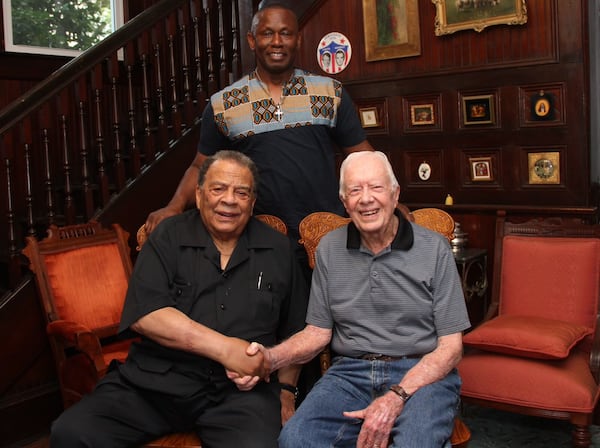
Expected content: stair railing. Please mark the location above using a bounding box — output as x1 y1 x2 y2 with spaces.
0 0 244 290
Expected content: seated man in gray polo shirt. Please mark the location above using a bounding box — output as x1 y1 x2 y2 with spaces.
234 150 471 447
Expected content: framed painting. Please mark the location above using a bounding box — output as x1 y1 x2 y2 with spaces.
519 84 566 127
462 94 495 125
469 157 493 181
355 98 389 135
410 104 435 126
432 0 528 36
528 152 560 185
362 0 421 61
402 94 442 133
359 107 380 128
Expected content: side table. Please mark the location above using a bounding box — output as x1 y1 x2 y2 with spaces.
453 248 488 325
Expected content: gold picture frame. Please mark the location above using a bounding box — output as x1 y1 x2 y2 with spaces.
469 157 493 181
410 104 435 126
528 152 560 185
462 94 495 125
359 107 380 128
362 0 421 61
432 0 528 36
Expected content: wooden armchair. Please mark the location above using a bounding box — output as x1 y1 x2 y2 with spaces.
298 210 470 448
458 213 600 448
412 207 455 243
22 221 201 448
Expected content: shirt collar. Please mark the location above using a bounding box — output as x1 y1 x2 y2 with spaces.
346 208 414 251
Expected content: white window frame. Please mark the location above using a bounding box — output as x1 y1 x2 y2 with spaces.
2 0 124 57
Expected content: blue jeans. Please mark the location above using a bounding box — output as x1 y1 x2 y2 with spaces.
279 356 460 448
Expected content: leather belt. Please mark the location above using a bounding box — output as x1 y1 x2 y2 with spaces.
359 353 422 361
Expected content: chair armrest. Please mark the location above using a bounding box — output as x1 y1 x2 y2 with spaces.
319 347 331 376
47 320 107 374
590 315 600 382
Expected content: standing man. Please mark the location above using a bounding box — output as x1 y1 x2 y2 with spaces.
144 1 373 250
49 151 308 447
240 151 471 447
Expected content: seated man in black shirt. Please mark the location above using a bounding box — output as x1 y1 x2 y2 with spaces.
49 150 308 448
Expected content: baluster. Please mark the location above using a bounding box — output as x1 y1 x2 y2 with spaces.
126 45 141 176
60 115 75 224
217 0 229 87
21 118 36 236
154 43 168 152
180 24 194 128
77 99 94 220
231 0 241 80
167 14 182 137
205 6 218 95
140 52 155 163
93 88 110 205
24 143 35 236
179 4 194 128
193 16 207 107
110 74 126 190
41 128 55 225
5 158 19 288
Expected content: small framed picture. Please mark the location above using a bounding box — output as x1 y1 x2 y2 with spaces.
469 157 493 181
402 94 442 133
410 104 435 125
528 152 560 184
359 107 380 128
519 84 565 127
462 94 495 125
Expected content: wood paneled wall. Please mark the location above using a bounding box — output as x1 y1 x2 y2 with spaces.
294 0 590 210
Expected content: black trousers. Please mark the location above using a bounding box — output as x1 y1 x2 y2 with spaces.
49 369 281 448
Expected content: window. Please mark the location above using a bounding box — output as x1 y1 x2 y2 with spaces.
2 0 123 57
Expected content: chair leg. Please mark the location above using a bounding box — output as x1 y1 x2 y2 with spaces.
450 416 471 448
572 424 591 448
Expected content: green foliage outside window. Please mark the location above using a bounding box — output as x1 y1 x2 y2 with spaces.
11 0 113 51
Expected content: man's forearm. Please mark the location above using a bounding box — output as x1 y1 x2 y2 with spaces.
132 307 268 377
394 333 463 395
269 325 331 372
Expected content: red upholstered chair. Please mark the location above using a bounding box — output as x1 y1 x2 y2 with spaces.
458 213 600 448
298 210 470 448
22 221 201 447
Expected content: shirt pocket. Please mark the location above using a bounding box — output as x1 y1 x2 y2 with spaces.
170 281 195 314
249 288 281 329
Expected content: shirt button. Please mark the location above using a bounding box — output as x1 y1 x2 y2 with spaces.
220 304 226 310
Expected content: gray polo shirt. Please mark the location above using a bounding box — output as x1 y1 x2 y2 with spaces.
306 211 471 358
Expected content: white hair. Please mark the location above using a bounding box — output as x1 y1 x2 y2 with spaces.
339 151 399 198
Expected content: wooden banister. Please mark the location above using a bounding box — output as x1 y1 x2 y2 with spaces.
0 0 245 290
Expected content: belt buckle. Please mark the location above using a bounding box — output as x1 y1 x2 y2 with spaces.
363 353 385 360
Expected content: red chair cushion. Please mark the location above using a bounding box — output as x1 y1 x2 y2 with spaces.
500 237 600 328
102 339 133 365
459 349 600 412
44 243 129 331
463 315 592 359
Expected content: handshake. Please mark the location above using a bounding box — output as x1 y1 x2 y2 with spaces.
221 337 274 388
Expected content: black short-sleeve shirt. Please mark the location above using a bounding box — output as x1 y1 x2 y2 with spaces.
118 210 308 396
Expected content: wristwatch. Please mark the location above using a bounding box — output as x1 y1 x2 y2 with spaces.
389 384 411 403
280 382 299 401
